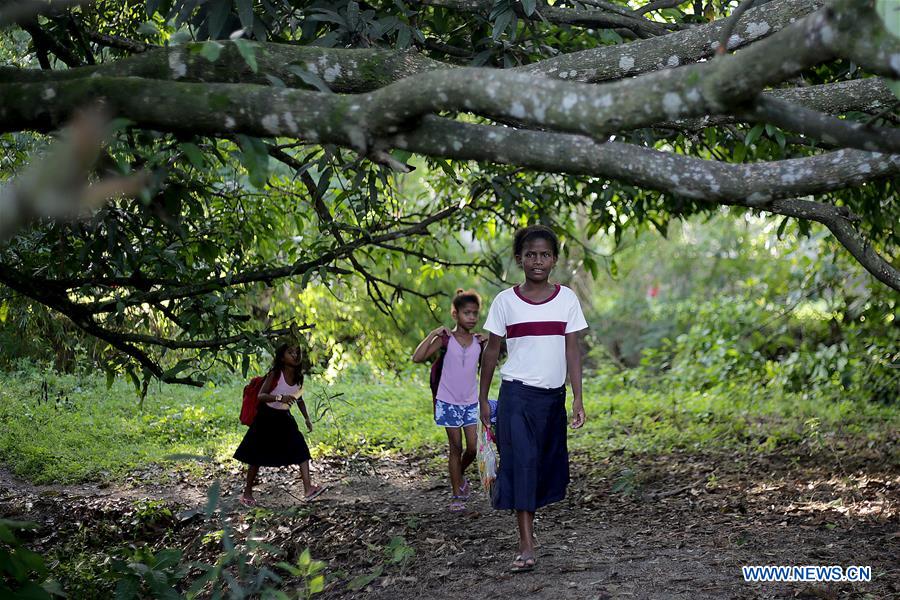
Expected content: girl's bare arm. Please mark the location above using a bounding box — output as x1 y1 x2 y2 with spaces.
411 326 450 362
478 333 502 427
256 371 280 402
565 332 585 428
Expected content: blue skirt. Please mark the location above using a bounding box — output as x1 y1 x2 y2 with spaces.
493 379 569 512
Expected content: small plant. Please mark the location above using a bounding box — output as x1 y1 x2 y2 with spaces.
109 547 188 599
131 499 174 532
611 467 638 496
384 536 415 573
0 519 64 599
276 548 327 599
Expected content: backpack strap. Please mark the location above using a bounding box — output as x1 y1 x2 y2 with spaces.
260 369 280 396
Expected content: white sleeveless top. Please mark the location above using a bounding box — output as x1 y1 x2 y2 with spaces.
267 371 301 410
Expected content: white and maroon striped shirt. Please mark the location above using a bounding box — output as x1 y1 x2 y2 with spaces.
483 284 588 389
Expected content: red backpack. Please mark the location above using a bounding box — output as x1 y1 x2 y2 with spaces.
240 370 276 426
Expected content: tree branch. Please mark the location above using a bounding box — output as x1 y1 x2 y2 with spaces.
635 0 689 16
0 0 818 91
0 0 87 28
743 96 900 154
755 199 900 291
109 325 313 350
79 204 460 312
520 0 819 82
418 0 670 37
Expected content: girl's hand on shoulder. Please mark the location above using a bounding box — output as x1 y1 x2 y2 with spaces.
431 326 450 340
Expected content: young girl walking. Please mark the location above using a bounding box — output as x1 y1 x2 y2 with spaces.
412 289 483 512
479 225 588 572
234 342 325 507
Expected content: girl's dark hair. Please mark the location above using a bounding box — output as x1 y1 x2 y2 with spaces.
513 225 559 257
271 342 305 384
452 288 481 313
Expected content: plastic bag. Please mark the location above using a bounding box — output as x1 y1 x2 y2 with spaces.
476 418 499 496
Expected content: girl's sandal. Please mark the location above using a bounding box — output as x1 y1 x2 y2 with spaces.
449 497 466 512
458 478 471 500
510 554 535 573
303 485 326 501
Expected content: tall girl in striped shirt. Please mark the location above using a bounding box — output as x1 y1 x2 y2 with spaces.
479 225 588 573
412 289 483 512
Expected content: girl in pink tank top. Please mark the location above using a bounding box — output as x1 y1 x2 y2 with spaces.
234 342 325 506
412 289 484 512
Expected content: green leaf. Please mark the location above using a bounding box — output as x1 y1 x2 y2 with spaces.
298 548 311 568
236 135 270 188
582 255 598 278
12 581 52 600
233 39 258 73
308 574 325 594
236 0 254 30
744 123 764 147
206 0 230 38
774 130 786 150
776 216 790 239
179 143 206 169
390 149 412 164
199 41 223 62
115 577 140 600
285 65 333 93
876 0 900 40
396 25 411 48
492 9 512 41
205 480 221 517
138 20 158 36
521 0 536 17
346 566 382 591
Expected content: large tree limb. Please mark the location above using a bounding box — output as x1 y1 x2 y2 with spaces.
2 2 893 153
0 0 818 92
110 325 312 350
520 0 820 82
743 96 900 154
662 79 897 131
0 70 896 216
386 117 900 290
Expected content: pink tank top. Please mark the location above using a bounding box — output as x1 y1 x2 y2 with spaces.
267 372 300 410
435 335 479 406
271 371 300 396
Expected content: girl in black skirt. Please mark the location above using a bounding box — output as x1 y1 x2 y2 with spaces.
234 343 324 507
478 225 588 572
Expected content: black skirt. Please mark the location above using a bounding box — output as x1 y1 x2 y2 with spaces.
493 379 569 512
233 404 312 466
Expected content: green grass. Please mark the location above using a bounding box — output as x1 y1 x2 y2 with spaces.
0 366 896 484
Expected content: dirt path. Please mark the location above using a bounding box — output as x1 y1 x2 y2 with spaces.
2 445 898 599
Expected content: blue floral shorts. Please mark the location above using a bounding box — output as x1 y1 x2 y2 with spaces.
434 400 479 428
